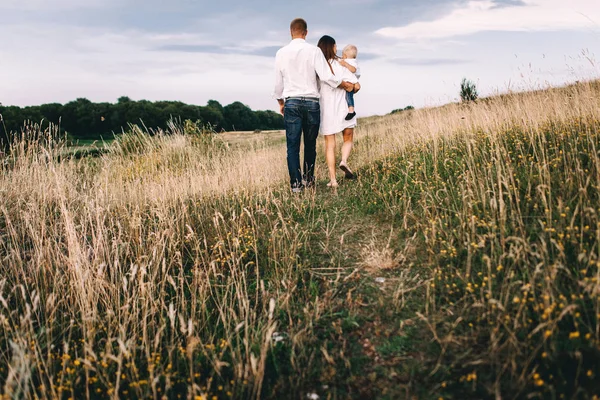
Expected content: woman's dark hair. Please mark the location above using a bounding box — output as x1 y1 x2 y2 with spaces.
317 35 338 62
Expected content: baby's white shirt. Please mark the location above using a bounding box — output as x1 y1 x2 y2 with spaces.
342 58 361 82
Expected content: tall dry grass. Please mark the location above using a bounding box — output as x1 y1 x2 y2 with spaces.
0 80 599 398
351 80 600 397
0 121 298 399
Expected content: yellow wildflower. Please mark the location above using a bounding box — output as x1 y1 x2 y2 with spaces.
569 331 580 339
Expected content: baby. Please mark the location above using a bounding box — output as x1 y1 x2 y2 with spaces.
339 44 361 121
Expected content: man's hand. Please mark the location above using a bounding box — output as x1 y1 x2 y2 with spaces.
278 99 285 116
353 82 361 93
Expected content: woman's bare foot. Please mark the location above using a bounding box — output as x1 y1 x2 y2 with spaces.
327 180 339 188
339 162 355 179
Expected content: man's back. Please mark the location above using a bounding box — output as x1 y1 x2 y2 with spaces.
275 39 320 99
273 39 340 100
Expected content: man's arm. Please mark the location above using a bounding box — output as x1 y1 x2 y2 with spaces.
314 50 343 89
273 53 285 113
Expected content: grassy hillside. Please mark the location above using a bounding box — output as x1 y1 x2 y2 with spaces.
1 81 600 399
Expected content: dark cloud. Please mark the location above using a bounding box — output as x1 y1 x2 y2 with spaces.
156 44 230 54
154 44 281 57
492 0 527 7
2 0 530 61
2 0 462 39
155 44 381 60
2 0 529 37
388 57 472 66
247 46 281 57
359 53 381 61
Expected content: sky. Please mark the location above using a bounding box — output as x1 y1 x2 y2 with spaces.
1 0 599 116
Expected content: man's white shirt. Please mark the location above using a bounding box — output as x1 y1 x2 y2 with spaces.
273 38 342 100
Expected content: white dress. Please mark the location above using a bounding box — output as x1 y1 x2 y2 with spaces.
319 59 357 136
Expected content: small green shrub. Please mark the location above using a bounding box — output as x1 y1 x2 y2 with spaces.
391 105 415 114
460 78 479 103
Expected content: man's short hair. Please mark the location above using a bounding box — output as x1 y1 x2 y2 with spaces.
343 45 358 58
290 18 308 34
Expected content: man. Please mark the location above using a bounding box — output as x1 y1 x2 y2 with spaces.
273 18 355 192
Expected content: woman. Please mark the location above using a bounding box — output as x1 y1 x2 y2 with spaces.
317 35 361 188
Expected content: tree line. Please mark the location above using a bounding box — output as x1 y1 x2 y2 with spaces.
0 97 284 142
390 105 415 114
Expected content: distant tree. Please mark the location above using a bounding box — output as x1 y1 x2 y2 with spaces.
223 102 258 131
207 100 224 113
255 110 284 130
0 104 8 152
201 109 223 129
0 106 21 140
460 78 479 103
391 105 415 114
203 100 225 128
39 103 63 126
61 98 96 138
0 97 283 142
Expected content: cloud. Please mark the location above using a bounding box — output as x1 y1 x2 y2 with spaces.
0 0 110 10
358 52 381 61
491 0 526 8
376 0 600 40
1 0 598 118
248 46 282 57
156 45 234 54
155 44 281 57
0 21 278 110
157 45 379 59
387 57 472 66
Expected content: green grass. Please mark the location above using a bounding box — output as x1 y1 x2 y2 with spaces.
1 90 600 399
60 138 114 158
256 116 600 398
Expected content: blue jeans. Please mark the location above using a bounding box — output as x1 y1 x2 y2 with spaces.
284 99 320 189
346 92 355 108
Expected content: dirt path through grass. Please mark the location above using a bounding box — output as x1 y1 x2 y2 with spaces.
274 180 432 400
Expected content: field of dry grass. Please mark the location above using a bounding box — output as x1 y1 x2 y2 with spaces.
219 130 285 149
1 80 600 399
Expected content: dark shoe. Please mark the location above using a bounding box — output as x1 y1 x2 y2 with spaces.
345 112 356 121
339 163 356 179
